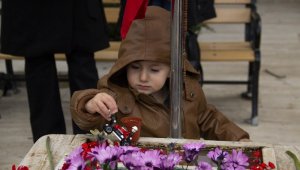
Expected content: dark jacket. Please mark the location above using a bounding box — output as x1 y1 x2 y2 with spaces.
1 0 109 57
188 0 216 28
70 6 249 141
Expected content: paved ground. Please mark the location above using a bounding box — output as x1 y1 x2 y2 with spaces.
1 0 300 169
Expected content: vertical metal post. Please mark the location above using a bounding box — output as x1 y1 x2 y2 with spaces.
170 0 183 138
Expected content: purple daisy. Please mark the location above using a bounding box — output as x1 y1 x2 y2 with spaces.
64 147 85 170
160 152 182 170
207 147 229 163
90 145 123 169
139 150 162 169
196 161 213 170
120 146 141 154
183 142 206 163
120 151 143 170
221 149 249 170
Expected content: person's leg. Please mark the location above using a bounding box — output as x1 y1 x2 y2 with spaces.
25 54 66 142
66 50 99 134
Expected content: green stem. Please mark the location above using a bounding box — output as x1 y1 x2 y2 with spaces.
46 136 55 170
217 159 222 170
286 150 300 170
103 163 110 170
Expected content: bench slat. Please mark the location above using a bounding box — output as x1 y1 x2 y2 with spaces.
201 50 255 61
200 42 251 50
104 42 253 50
1 41 255 62
0 53 23 60
200 42 254 61
104 8 120 23
54 53 117 61
94 51 118 61
103 0 119 4
108 41 121 51
103 0 251 5
205 8 251 23
54 52 119 62
105 8 251 24
92 48 255 62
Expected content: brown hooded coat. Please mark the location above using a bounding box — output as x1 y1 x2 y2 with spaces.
70 6 249 141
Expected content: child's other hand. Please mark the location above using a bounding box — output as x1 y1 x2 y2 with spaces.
85 93 118 120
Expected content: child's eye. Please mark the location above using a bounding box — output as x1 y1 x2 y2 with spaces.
130 65 140 69
151 68 160 72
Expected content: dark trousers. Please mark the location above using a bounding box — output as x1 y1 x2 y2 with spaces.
25 50 98 142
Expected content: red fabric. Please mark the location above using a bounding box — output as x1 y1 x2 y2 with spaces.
121 0 149 39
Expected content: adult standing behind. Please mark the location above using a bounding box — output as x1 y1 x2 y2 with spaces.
1 0 109 142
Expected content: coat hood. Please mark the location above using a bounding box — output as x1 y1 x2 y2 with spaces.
107 6 171 86
103 6 199 87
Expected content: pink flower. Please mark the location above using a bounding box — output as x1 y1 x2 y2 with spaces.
64 147 85 170
160 152 182 170
120 146 141 154
183 142 206 163
196 161 213 170
90 145 123 169
222 149 249 170
120 151 143 170
207 147 228 163
139 150 162 169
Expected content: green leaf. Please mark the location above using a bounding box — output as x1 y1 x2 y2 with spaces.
286 150 300 170
46 136 54 170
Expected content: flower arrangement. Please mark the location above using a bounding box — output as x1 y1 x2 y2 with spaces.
58 138 276 170
10 118 281 170
11 116 280 170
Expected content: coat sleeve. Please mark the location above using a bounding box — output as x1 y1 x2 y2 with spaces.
70 88 116 131
184 62 249 141
197 103 250 141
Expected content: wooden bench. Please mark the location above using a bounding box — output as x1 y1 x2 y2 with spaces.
0 0 261 125
200 0 261 125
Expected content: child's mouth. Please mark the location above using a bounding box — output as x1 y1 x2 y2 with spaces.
137 85 150 90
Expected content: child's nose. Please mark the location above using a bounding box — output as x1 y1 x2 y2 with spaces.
139 70 148 81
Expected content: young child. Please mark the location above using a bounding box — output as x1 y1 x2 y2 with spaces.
70 6 250 141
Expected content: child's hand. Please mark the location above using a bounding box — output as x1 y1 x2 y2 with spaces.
85 93 118 120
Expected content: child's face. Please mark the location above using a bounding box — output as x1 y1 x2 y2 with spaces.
127 60 170 95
